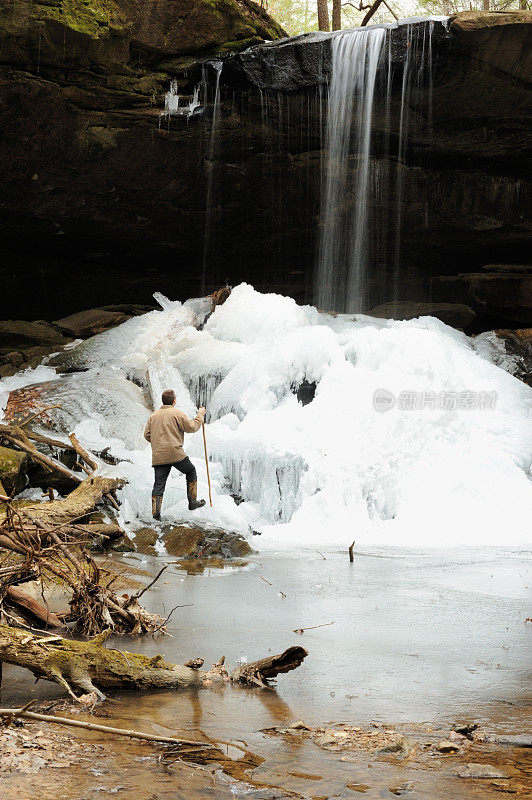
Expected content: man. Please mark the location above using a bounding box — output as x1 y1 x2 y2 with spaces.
144 389 206 520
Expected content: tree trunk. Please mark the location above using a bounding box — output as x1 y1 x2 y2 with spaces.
332 0 341 30
15 476 125 525
482 0 490 10
3 586 63 628
0 625 308 700
317 0 329 31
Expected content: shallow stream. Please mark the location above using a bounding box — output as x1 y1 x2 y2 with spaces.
3 546 531 799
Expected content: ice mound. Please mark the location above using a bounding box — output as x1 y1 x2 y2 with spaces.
2 283 531 549
18 369 150 450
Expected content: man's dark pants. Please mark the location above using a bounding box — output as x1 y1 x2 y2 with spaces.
152 457 196 498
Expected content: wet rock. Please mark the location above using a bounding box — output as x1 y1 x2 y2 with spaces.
288 720 312 731
436 740 460 753
315 730 350 748
162 525 253 559
485 734 532 748
111 535 136 553
448 731 467 743
132 528 159 556
368 302 477 330
53 309 130 338
378 736 415 757
292 379 317 406
287 771 322 780
455 763 509 779
389 783 412 796
0 446 27 494
224 20 451 91
451 722 479 739
346 785 370 793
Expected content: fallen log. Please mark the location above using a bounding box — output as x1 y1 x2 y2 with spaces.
231 646 308 687
0 423 81 483
16 476 125 525
3 586 63 629
0 507 155 636
0 625 307 700
0 422 124 521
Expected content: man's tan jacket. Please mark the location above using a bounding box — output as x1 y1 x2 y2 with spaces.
144 405 205 466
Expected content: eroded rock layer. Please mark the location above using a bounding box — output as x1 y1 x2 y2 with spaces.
0 7 530 329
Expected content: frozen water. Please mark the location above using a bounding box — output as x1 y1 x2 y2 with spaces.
1 284 531 549
15 368 150 450
0 364 57 421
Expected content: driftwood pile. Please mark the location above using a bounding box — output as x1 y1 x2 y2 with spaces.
0 413 165 636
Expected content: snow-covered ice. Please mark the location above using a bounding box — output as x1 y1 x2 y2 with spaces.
1 283 531 549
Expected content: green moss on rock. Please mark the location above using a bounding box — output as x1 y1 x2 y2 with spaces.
0 0 287 75
0 446 27 494
33 0 125 38
132 527 159 555
163 525 254 559
216 35 263 54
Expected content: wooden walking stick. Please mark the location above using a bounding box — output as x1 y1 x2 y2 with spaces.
202 422 213 507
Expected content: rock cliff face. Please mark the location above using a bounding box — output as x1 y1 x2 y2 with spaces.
0 6 530 330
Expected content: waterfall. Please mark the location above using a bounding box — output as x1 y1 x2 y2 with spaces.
201 60 223 295
316 20 440 315
316 28 386 314
392 21 435 310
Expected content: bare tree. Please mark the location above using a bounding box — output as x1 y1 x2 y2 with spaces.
317 0 329 30
332 0 342 29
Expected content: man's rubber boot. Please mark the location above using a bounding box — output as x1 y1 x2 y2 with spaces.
187 480 206 511
152 495 163 521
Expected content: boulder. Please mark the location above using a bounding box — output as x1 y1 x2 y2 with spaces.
0 445 28 494
53 308 129 338
101 304 155 316
0 320 72 377
436 740 460 753
432 271 532 328
132 527 159 556
368 302 477 330
0 345 63 378
0 320 66 349
162 525 253 558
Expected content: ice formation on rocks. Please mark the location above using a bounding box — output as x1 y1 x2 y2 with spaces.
1 284 531 549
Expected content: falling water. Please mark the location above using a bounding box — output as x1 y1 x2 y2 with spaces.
201 60 223 295
316 21 441 314
316 28 386 313
392 21 435 309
